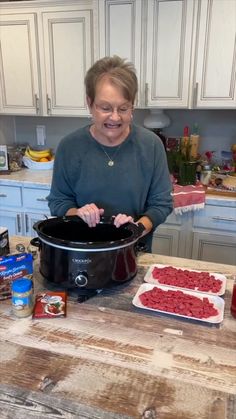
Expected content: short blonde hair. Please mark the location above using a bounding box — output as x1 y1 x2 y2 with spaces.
85 56 138 105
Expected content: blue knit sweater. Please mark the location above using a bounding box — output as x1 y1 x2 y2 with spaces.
48 124 173 251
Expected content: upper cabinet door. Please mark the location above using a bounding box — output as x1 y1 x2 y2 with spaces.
194 0 236 108
0 13 40 115
145 0 194 108
42 10 93 116
98 0 143 106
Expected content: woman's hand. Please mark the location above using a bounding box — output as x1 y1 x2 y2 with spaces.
113 213 134 228
76 204 104 227
114 215 152 238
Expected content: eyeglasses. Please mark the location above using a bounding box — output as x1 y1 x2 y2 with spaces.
94 103 133 116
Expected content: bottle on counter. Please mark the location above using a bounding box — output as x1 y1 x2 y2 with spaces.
230 276 236 318
11 278 34 318
181 126 190 158
190 123 200 160
231 144 236 172
200 163 212 186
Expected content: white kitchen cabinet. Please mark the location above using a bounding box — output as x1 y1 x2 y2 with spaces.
152 212 182 257
153 199 236 266
191 232 236 265
0 13 40 115
152 226 181 257
23 185 51 236
24 212 49 237
1 0 236 114
145 0 195 108
98 0 143 105
0 183 23 234
152 211 192 257
99 0 236 110
0 1 97 116
0 182 50 236
99 0 195 108
191 201 236 264
0 184 22 208
0 209 24 236
0 210 47 237
42 8 93 116
194 0 236 108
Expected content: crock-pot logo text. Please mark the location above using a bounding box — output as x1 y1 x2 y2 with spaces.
72 258 92 264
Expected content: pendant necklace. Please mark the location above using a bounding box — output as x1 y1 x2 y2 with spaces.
99 143 122 167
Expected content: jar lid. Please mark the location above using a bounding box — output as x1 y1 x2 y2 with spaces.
201 164 211 170
12 278 33 293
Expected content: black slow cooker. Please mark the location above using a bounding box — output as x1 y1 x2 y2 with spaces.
32 216 144 290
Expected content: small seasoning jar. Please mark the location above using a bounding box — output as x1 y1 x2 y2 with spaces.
200 164 212 186
11 278 34 318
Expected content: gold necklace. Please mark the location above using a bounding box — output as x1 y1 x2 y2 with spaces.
99 144 122 166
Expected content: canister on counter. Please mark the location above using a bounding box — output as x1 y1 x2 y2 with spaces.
11 278 34 318
7 145 23 171
200 164 212 186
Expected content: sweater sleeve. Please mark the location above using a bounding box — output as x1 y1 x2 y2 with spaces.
141 139 173 229
47 137 79 216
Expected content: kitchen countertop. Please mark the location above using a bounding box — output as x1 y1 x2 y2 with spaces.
0 235 235 418
1 169 235 204
0 168 52 187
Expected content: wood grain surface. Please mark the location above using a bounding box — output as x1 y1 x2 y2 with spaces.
0 236 235 419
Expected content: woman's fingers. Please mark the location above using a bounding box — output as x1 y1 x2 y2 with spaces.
77 204 104 227
77 208 133 228
113 213 134 227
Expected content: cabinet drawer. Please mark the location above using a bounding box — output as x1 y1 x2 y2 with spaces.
0 185 22 207
193 205 236 232
23 187 50 212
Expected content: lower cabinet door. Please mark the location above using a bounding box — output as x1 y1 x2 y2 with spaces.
0 210 24 236
25 212 50 237
192 231 236 265
152 227 181 257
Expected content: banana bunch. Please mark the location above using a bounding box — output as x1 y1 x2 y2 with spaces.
25 146 54 162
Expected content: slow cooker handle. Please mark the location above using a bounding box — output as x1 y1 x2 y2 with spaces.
30 237 41 249
106 217 146 236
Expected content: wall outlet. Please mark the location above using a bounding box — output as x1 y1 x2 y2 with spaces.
36 125 46 146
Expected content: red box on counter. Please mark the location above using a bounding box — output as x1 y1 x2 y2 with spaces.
33 291 67 318
0 252 33 300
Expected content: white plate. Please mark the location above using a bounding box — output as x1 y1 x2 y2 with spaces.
144 264 227 296
132 283 225 324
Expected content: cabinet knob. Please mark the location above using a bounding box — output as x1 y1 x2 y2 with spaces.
0 194 7 198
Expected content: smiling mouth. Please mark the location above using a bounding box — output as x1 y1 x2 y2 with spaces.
104 123 122 129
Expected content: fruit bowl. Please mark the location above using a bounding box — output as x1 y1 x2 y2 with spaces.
23 156 54 170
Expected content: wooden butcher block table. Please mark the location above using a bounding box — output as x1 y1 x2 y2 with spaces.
0 236 235 419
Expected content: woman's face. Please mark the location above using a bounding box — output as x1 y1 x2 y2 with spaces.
88 78 133 145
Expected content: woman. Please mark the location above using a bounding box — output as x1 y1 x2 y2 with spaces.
48 56 173 252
